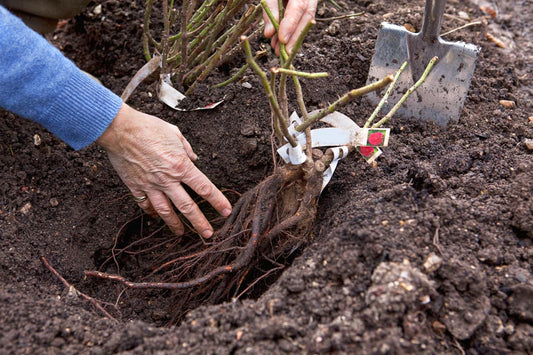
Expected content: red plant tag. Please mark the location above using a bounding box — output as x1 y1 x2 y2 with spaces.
364 128 390 147
368 132 384 146
357 146 382 163
359 146 375 157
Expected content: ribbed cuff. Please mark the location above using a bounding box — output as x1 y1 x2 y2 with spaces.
40 69 123 150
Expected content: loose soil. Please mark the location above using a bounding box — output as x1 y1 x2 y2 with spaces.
1 0 532 353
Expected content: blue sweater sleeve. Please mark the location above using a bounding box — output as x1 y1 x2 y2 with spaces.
0 5 123 150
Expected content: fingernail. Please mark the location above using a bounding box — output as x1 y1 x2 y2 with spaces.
286 45 293 55
202 229 213 238
281 32 292 44
222 208 232 217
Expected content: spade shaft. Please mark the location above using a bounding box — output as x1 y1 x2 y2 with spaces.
408 0 448 81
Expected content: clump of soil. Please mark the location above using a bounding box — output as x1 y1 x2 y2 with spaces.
0 0 532 353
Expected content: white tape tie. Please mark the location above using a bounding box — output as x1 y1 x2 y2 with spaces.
322 146 349 191
288 144 307 165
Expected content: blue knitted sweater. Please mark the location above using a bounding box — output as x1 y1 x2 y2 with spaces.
0 5 122 150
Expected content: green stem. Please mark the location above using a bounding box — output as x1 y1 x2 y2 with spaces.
364 61 407 128
272 67 328 78
168 0 175 18
204 4 261 73
260 0 289 62
292 75 312 157
212 50 267 88
142 0 155 61
168 0 217 42
275 20 315 127
282 20 315 70
161 0 170 76
181 4 224 64
177 0 190 82
242 37 297 147
296 75 394 132
372 56 438 128
260 0 279 32
186 4 262 94
292 75 308 121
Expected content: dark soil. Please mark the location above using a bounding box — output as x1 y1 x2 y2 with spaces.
1 0 532 353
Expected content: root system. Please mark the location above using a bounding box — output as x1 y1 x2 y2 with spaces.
87 161 324 323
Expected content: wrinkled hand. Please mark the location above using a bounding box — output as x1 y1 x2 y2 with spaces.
263 0 317 55
96 103 232 238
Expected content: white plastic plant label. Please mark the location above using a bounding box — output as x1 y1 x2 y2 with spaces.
158 74 223 111
158 76 186 108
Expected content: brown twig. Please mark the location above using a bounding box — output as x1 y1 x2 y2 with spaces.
315 12 364 21
232 259 284 301
432 227 444 256
40 256 118 322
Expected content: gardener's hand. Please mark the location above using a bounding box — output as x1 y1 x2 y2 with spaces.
263 0 317 55
96 103 232 238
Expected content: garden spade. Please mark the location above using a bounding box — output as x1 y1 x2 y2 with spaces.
366 0 479 127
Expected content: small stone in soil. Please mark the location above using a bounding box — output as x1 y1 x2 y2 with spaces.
499 100 516 108
524 138 533 150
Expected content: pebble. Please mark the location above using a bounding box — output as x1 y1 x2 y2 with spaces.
93 4 102 15
20 202 32 215
33 134 42 146
458 11 470 20
423 253 443 272
499 99 516 108
525 138 533 150
504 323 515 335
432 320 446 333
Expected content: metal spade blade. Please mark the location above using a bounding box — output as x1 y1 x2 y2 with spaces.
366 0 479 127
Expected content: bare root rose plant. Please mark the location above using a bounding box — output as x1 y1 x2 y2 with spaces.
84 1 436 324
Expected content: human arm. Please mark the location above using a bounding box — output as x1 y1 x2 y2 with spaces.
262 0 318 55
0 5 121 150
0 6 231 237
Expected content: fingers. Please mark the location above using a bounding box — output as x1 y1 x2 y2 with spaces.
101 104 232 238
262 0 317 55
179 163 232 218
131 189 185 236
166 183 214 238
132 182 220 238
270 35 280 56
146 190 185 236
157 159 230 238
131 157 231 239
262 0 279 38
279 0 317 52
135 194 158 218
181 138 197 162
